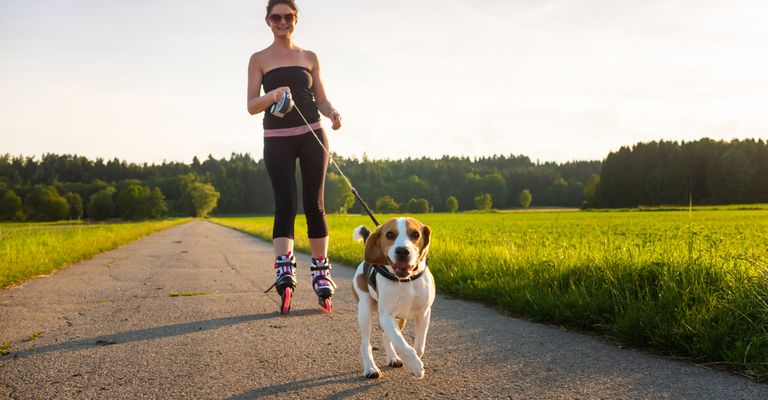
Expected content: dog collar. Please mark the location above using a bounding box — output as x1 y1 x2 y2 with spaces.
368 258 428 283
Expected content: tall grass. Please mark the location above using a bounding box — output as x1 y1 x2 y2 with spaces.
212 210 768 381
0 219 189 288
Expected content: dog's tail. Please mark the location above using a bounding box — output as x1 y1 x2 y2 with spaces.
353 225 371 243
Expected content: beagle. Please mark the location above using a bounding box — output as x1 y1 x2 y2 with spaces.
351 217 435 379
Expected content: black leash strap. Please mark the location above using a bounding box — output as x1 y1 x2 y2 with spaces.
350 187 379 227
293 104 380 227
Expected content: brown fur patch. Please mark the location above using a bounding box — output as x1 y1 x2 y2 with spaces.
405 217 431 264
364 219 398 265
398 318 407 331
356 273 369 293
353 273 369 303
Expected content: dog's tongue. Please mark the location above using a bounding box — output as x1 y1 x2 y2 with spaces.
392 262 412 272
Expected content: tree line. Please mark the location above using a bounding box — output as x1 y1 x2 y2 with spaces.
326 155 599 213
594 138 768 207
0 152 599 221
0 154 222 221
1 137 765 221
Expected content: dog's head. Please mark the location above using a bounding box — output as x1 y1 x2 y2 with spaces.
364 217 431 278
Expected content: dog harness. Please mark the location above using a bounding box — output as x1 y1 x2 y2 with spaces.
363 259 428 292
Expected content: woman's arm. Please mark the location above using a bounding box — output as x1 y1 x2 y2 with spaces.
247 52 290 115
308 51 342 130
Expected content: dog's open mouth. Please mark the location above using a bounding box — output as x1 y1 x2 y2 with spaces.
391 262 413 278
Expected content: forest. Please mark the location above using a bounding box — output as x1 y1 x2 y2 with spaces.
597 138 768 207
0 137 766 220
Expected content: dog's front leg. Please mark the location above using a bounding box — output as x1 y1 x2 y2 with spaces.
379 314 424 379
413 308 431 358
382 331 403 368
358 298 381 378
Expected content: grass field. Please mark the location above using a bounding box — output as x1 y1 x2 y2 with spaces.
212 209 768 381
0 219 189 289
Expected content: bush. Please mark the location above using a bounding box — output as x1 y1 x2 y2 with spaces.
582 174 600 208
325 172 355 214
25 184 70 221
406 198 430 213
176 172 220 217
375 195 400 214
473 193 492 211
445 195 459 213
64 192 83 220
189 182 220 217
0 191 25 221
117 184 150 220
88 187 117 220
519 189 532 208
146 187 168 218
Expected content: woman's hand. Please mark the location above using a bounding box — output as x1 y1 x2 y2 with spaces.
330 109 342 130
270 86 291 103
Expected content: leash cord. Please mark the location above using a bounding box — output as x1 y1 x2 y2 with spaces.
293 106 380 227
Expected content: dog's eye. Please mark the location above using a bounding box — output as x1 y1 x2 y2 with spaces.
410 231 420 240
385 231 396 240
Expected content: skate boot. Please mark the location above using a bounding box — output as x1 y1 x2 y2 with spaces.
265 253 297 315
310 257 336 314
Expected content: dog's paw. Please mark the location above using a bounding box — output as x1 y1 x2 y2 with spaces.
386 352 403 368
403 353 424 379
363 367 382 379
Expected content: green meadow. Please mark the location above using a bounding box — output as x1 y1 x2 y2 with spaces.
212 209 768 381
0 219 189 288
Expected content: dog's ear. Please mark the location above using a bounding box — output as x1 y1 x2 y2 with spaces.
364 226 389 265
417 224 431 264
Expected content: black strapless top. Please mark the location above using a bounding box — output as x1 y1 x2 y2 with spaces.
262 66 320 129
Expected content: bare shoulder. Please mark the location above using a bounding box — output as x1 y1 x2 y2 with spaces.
249 48 271 71
303 49 320 70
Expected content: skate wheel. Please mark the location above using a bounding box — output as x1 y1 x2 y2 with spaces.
320 298 332 314
280 287 292 315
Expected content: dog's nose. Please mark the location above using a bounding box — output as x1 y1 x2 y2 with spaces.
395 247 410 260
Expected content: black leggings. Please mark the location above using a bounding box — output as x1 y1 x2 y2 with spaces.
264 130 329 239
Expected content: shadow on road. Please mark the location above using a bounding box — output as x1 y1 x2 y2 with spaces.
12 310 316 358
226 372 382 400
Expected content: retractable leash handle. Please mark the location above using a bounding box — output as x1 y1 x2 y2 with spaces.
272 91 380 227
269 90 294 117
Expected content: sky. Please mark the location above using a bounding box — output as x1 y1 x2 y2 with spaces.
1 0 767 164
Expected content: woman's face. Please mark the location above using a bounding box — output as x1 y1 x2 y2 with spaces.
266 4 297 38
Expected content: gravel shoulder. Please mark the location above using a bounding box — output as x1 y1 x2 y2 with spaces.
0 220 765 399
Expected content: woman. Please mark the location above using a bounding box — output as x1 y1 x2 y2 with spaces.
247 0 342 313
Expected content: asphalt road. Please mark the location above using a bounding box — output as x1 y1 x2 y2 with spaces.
1 220 766 399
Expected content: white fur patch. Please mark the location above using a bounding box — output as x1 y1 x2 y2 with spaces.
388 218 418 267
352 225 367 242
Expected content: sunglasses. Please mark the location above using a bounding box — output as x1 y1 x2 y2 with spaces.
268 13 296 24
